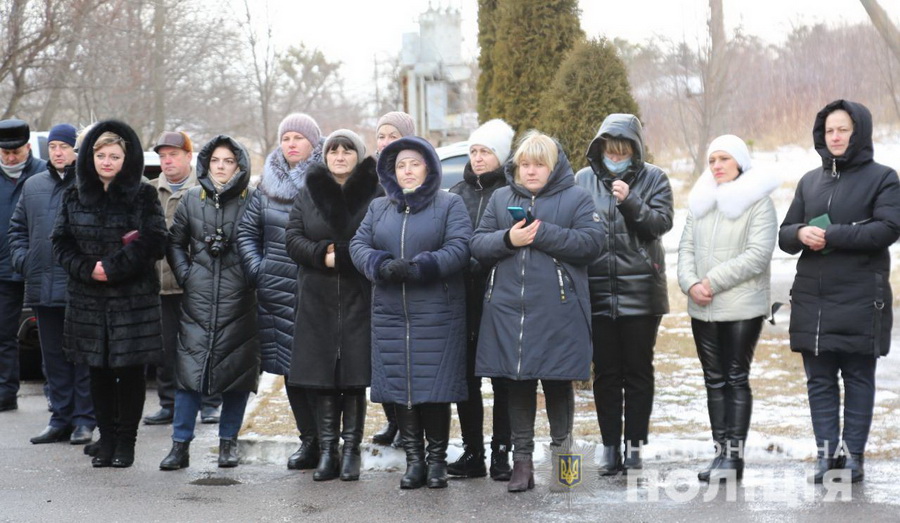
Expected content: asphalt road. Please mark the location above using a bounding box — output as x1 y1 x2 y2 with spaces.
2 382 900 522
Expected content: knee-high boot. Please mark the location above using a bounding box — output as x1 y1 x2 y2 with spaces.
313 394 341 481
340 393 366 481
112 366 145 468
421 403 451 488
89 368 116 468
286 386 318 470
396 405 425 489
698 386 727 481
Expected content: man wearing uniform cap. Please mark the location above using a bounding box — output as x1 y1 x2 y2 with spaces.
143 131 222 426
9 123 96 444
0 118 46 412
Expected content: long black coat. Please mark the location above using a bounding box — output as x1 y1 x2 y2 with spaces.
350 137 471 407
51 120 166 368
9 163 76 307
574 114 673 318
167 136 260 394
779 100 900 357
285 157 382 389
448 163 507 343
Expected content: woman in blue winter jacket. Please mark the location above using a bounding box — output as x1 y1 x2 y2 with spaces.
471 130 602 493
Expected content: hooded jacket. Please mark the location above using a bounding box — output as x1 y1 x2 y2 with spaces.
285 157 382 389
350 136 471 406
448 162 508 341
574 114 673 318
167 136 260 394
235 142 321 376
151 166 198 295
779 100 900 357
470 145 601 381
678 165 779 322
1 153 46 281
9 162 77 307
51 120 166 367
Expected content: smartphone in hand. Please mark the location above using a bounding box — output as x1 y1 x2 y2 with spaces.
507 206 535 225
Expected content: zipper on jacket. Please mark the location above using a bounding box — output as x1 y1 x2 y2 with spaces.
705 213 720 322
606 192 619 319
400 206 413 408
826 170 841 211
336 272 342 361
815 161 841 355
475 177 486 226
203 195 223 395
485 265 498 301
553 258 567 303
514 196 536 378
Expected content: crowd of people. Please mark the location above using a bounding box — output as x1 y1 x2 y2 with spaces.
0 99 897 491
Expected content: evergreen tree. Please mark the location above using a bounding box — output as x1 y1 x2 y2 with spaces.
538 38 640 170
487 0 583 133
476 0 499 121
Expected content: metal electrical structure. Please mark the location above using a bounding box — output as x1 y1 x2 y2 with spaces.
400 3 472 142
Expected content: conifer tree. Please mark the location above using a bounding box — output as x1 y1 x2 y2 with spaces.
476 0 499 121
538 38 640 170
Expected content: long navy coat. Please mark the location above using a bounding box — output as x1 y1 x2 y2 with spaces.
471 145 601 381
350 137 471 407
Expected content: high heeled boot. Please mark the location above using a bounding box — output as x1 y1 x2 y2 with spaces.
396 405 426 489
340 394 366 481
313 394 341 481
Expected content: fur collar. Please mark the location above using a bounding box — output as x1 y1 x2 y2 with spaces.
75 120 145 206
688 167 780 220
258 138 324 203
305 156 381 236
376 136 442 213
195 135 252 202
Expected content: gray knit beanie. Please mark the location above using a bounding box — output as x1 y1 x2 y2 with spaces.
376 111 415 138
278 113 321 145
324 129 367 165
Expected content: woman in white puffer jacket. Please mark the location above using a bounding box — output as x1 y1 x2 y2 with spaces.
677 134 779 483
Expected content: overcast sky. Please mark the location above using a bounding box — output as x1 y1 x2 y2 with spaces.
248 0 898 102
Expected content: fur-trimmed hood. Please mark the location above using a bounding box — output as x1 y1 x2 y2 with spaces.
688 166 780 220
195 135 252 202
75 120 144 206
305 156 381 235
376 136 442 213
258 138 324 203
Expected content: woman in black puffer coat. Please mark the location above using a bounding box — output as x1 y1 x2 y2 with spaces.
160 135 259 471
236 112 323 471
780 100 900 483
285 130 382 482
350 136 471 490
52 120 167 469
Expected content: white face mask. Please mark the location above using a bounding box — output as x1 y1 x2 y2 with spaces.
0 158 27 179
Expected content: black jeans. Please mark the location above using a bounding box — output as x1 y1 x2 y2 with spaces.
691 317 763 448
0 280 23 402
455 337 510 449
505 379 573 462
592 315 660 451
155 294 219 410
802 352 877 456
36 306 94 429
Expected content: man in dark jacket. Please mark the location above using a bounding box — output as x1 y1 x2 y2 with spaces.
10 124 95 443
0 119 46 412
143 131 221 426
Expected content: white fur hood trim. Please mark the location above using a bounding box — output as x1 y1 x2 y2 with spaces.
688 167 781 220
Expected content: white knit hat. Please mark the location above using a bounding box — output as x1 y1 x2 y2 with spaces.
468 119 515 164
707 134 752 172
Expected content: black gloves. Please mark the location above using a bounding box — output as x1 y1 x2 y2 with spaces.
379 258 410 283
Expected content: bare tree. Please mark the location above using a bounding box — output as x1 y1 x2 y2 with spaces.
861 0 900 62
0 0 60 118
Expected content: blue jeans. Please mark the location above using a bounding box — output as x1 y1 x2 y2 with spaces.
173 389 250 442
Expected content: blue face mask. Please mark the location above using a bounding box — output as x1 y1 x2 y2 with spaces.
603 156 631 174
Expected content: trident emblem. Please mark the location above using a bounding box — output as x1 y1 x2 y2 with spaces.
557 453 582 488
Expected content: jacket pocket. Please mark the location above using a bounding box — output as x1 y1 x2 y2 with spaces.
552 258 572 303
485 265 498 302
638 246 662 279
873 273 886 358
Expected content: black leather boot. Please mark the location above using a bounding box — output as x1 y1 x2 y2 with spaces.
89 370 116 468
810 457 835 483
112 366 145 468
698 441 726 482
372 403 399 446
286 385 318 470
159 441 190 470
841 453 864 483
340 394 366 481
421 403 451 488
699 386 728 482
447 444 486 478
313 394 340 481
709 440 744 481
92 438 116 468
507 458 534 492
397 405 426 489
599 445 624 476
218 438 240 468
489 442 512 480
287 438 319 470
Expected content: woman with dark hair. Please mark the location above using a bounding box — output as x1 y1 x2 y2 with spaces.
471 130 601 493
52 120 167 468
285 129 382 482
236 113 323 470
574 113 674 475
678 135 779 481
160 136 259 470
780 100 900 483
350 136 471 489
